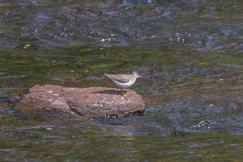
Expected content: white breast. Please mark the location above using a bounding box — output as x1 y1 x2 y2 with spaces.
112 79 136 88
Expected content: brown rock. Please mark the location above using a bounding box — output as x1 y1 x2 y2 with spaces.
18 84 145 117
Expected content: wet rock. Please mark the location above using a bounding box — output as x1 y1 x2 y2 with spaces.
206 104 223 114
0 90 21 103
0 96 21 103
18 84 145 117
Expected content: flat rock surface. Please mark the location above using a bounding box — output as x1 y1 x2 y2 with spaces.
18 84 145 117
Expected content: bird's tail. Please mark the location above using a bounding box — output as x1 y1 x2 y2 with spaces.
104 73 110 78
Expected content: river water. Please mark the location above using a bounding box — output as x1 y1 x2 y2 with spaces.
0 0 243 161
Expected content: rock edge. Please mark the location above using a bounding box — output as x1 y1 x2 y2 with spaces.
18 84 145 117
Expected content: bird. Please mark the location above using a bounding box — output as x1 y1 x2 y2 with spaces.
104 71 141 97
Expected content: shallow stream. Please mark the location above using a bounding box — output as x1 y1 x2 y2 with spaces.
0 0 243 161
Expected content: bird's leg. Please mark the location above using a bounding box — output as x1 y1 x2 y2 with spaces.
120 89 127 99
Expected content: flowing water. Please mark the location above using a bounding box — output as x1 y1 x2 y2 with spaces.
0 0 243 161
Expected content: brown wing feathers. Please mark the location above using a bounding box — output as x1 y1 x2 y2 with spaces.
104 73 130 83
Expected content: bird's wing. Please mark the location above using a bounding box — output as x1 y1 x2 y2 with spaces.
104 74 130 83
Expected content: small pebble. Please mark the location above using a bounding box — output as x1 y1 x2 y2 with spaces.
23 44 31 49
209 104 214 107
45 128 53 131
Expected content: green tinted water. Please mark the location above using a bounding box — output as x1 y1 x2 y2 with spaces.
0 0 242 160
0 45 243 161
1 111 243 162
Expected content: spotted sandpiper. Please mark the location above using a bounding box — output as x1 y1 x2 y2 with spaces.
104 71 141 97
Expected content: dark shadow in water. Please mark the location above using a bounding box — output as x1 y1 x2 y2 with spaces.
92 89 125 95
93 110 145 125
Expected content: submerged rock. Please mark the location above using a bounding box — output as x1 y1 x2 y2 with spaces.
18 84 145 117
